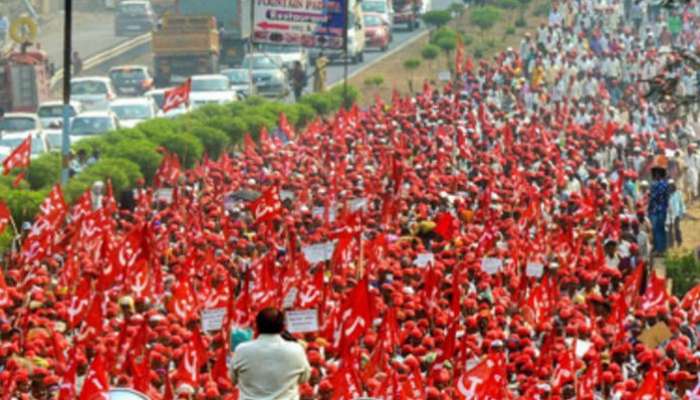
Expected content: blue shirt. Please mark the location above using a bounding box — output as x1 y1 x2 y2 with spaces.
648 179 671 218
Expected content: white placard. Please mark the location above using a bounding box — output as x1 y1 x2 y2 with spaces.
526 263 544 278
575 340 592 358
438 70 452 81
154 188 173 204
280 190 295 201
302 241 337 264
349 198 368 212
201 308 227 332
414 252 435 268
481 258 503 275
286 309 319 333
283 287 298 309
312 206 337 222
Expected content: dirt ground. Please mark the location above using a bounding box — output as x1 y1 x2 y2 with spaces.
676 202 700 255
350 1 549 105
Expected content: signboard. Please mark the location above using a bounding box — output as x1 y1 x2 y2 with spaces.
438 70 452 81
526 263 544 278
481 258 503 275
414 252 435 268
201 308 227 332
349 197 367 212
252 0 346 49
302 241 336 263
154 188 173 204
638 322 672 348
286 309 319 333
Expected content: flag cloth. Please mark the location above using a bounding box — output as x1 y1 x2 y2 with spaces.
2 135 31 175
162 78 191 112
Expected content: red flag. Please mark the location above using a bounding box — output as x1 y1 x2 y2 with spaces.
71 190 93 223
330 361 364 400
279 112 295 140
455 354 506 399
640 271 670 311
244 133 257 157
247 187 283 224
0 202 11 234
634 366 665 399
434 211 457 240
2 135 31 175
154 151 181 187
79 354 109 400
337 276 373 352
455 36 465 76
162 78 191 112
57 349 78 400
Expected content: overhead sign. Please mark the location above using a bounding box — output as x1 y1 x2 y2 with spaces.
252 0 347 49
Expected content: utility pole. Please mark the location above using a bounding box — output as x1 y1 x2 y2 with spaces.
60 0 72 185
342 0 349 109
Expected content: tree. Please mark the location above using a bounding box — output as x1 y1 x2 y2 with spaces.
422 10 452 37
470 6 501 40
448 3 466 27
402 59 421 93
421 44 440 70
497 0 519 22
518 0 532 18
436 35 457 72
364 75 385 100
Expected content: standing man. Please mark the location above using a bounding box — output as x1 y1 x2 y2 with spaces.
72 51 83 76
290 61 306 102
231 308 311 400
647 163 671 256
313 52 328 93
0 13 8 45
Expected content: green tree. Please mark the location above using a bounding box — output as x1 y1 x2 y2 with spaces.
436 35 457 72
403 59 421 94
497 0 519 22
422 10 452 38
421 44 440 70
470 6 502 40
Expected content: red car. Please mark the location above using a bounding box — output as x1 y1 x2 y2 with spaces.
364 13 392 51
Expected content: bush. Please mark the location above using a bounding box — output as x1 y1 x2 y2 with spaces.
436 36 457 53
3 189 48 226
104 139 162 183
328 85 359 108
666 252 700 297
190 125 230 160
136 118 180 140
533 2 550 17
364 76 385 87
431 27 459 45
101 128 146 145
473 46 486 59
72 137 109 155
485 39 497 49
462 35 474 46
497 0 519 10
301 93 334 115
422 10 452 30
515 16 527 27
470 6 501 37
421 44 440 61
505 26 516 35
26 153 61 190
149 132 203 169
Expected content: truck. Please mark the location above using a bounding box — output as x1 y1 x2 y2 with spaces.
0 47 51 113
152 15 220 87
176 0 252 67
393 0 423 31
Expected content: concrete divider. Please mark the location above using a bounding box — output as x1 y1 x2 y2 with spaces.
49 32 151 90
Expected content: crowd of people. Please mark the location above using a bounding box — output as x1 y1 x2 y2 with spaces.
3 0 700 399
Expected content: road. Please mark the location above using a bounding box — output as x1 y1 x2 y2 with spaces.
37 11 129 69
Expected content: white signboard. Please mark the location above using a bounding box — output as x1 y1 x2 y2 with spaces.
575 340 592 358
283 287 298 309
414 252 435 268
526 263 544 278
481 258 503 275
349 198 368 212
201 308 227 332
286 309 319 333
253 0 326 46
154 188 173 204
280 190 295 201
302 241 337 264
438 70 452 81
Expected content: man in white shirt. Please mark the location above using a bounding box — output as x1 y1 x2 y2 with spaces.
231 308 311 400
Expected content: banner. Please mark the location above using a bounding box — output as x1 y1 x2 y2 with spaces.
252 0 347 49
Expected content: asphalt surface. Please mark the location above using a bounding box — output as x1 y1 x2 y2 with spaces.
37 11 130 69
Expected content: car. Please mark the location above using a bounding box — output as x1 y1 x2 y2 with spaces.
0 132 50 159
36 101 83 129
109 98 158 128
221 68 253 98
69 111 120 143
256 43 309 73
109 66 155 96
189 75 238 109
361 0 393 26
115 0 157 36
71 77 117 111
364 13 392 51
241 55 290 98
144 88 191 118
0 113 42 137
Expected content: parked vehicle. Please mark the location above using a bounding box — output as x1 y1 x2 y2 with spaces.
0 113 42 137
189 74 238 108
176 0 252 67
362 0 393 26
241 54 289 99
115 0 157 36
0 47 51 113
393 0 423 30
69 111 120 143
71 77 117 111
37 101 83 129
144 88 190 118
364 13 392 51
310 0 366 64
221 68 253 98
256 44 308 73
109 98 158 128
152 16 220 87
109 66 155 96
0 132 50 159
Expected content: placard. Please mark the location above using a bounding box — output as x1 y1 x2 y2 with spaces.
575 340 592 358
414 253 435 268
283 287 298 309
312 206 337 222
438 70 452 81
638 322 672 348
526 263 544 278
302 241 337 264
481 258 503 275
349 198 368 212
286 309 319 333
280 190 295 201
201 308 227 332
154 188 173 204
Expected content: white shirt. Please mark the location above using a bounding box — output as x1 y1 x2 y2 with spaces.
231 334 311 400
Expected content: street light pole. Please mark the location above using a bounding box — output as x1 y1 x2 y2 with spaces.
60 0 72 185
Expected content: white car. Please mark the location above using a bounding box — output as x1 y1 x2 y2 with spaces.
0 113 42 137
0 132 51 159
109 97 157 128
71 77 117 111
37 101 84 129
69 111 120 143
189 74 238 109
256 43 309 73
145 88 191 118
362 0 393 26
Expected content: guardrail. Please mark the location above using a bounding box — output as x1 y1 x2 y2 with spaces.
49 32 152 90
